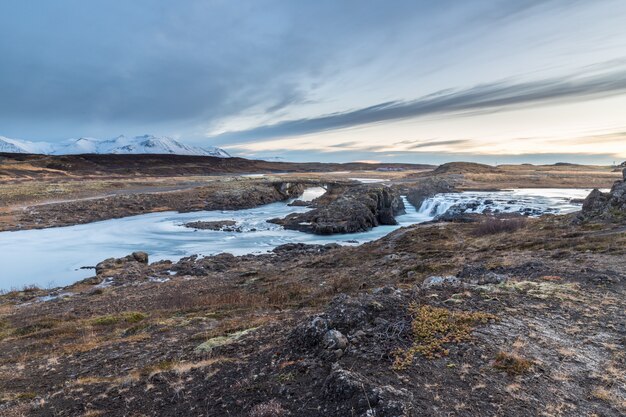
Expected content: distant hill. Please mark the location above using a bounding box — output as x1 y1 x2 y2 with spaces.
433 162 500 175
552 162 582 167
0 152 435 179
0 134 230 158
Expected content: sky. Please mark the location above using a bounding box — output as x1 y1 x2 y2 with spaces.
1 0 626 164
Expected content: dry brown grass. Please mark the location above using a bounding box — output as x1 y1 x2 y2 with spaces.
472 217 527 236
0 403 32 417
249 399 287 417
492 352 534 375
152 290 267 312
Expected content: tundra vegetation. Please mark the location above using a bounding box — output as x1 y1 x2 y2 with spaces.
0 156 624 416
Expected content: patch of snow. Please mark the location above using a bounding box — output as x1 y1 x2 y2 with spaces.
38 292 74 302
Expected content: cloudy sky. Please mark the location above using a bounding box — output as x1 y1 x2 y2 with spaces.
1 0 626 163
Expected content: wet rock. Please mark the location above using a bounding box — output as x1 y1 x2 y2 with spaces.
95 252 149 276
172 253 237 275
435 204 482 222
288 199 310 207
405 177 455 209
184 220 241 232
272 243 341 255
269 185 405 235
132 251 149 264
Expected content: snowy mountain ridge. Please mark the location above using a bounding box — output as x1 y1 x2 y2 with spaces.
0 135 231 157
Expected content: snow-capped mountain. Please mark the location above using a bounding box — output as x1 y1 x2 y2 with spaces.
0 136 54 154
0 135 231 157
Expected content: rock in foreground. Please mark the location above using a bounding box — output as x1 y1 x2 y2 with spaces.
580 169 626 222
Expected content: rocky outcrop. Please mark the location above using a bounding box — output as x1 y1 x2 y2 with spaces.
95 251 149 278
287 290 416 416
269 185 405 235
405 177 455 209
272 243 341 255
184 220 240 232
579 170 626 222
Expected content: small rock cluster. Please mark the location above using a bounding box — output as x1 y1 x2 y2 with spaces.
94 251 149 278
184 220 242 232
287 289 416 416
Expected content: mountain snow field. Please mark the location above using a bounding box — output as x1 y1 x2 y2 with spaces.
0 134 231 157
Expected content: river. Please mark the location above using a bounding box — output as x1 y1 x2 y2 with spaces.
0 187 594 290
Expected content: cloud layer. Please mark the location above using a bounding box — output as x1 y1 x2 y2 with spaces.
1 0 626 163
210 68 626 143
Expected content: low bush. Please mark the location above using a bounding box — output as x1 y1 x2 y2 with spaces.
393 304 496 369
90 311 147 326
492 351 533 375
473 217 527 236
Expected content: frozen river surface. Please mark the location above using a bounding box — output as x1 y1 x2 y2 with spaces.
0 188 593 290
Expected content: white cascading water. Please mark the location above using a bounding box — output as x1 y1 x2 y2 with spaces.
416 188 599 218
416 196 457 217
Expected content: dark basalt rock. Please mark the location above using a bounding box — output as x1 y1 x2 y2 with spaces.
579 172 626 222
95 251 149 278
287 199 311 207
184 220 241 232
405 177 455 209
269 185 405 235
272 243 341 255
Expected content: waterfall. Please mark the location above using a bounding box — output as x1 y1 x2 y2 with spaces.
416 195 457 217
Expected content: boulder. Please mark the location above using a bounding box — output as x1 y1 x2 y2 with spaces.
580 178 626 222
323 330 348 350
323 364 414 416
95 252 149 277
290 316 330 349
132 251 149 264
